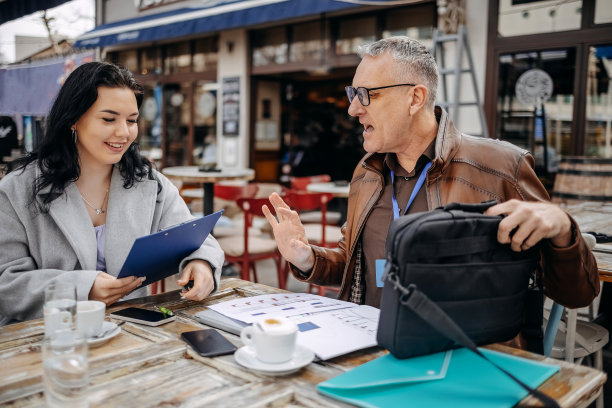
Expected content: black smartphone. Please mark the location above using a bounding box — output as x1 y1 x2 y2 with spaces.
109 307 176 326
181 329 237 357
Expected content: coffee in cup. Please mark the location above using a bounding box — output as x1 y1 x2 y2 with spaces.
240 316 298 364
76 300 106 338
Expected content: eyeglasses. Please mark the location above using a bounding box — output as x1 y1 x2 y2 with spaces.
345 83 417 107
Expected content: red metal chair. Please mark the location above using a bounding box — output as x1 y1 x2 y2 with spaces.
212 183 262 238
284 191 341 247
290 174 331 191
288 175 341 226
216 196 287 289
284 191 342 297
151 184 260 295
214 183 259 201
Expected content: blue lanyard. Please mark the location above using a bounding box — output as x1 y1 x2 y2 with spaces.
390 161 432 220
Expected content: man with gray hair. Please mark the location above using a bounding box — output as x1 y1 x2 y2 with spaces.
263 37 598 321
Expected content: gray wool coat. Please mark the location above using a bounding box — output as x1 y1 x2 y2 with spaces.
0 163 224 325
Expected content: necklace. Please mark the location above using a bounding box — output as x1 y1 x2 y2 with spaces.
80 189 109 215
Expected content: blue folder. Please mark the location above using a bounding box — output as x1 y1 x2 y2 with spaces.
117 210 223 285
317 347 559 408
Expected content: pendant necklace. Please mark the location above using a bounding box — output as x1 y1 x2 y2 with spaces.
81 188 109 215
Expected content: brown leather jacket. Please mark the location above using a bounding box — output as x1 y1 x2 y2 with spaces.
301 108 599 308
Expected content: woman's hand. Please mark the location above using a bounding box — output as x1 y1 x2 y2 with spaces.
177 260 215 301
89 272 145 305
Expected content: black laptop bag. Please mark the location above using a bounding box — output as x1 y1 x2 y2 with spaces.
377 201 541 358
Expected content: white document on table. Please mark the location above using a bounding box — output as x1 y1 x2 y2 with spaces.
207 293 380 360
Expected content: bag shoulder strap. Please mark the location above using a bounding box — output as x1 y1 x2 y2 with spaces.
385 272 560 408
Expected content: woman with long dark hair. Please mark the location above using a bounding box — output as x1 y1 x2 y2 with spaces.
0 62 224 324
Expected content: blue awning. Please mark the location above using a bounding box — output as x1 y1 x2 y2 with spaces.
74 0 413 48
0 52 94 115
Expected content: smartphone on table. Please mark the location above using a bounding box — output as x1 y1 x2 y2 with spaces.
181 329 237 357
109 307 176 326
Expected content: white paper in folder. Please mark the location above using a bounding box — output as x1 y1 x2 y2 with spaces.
207 293 380 360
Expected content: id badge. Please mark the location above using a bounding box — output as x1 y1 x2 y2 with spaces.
375 259 386 287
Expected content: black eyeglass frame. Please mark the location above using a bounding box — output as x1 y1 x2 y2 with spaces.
345 83 417 106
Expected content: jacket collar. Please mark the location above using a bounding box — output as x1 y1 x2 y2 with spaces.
40 170 98 271
361 106 462 179
39 166 158 274
104 168 158 274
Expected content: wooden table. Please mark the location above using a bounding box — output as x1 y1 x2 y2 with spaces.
306 182 350 198
563 201 612 282
162 166 255 215
0 278 605 407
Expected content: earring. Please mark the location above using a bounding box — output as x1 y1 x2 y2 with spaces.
72 128 77 144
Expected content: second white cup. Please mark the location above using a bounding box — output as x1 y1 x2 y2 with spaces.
76 301 106 338
240 316 298 364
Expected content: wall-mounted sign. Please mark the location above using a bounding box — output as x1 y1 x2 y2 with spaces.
222 77 240 136
515 69 553 107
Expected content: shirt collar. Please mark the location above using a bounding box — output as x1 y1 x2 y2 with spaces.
384 138 436 178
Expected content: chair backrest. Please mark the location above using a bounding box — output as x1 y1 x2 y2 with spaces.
290 174 331 191
214 183 259 201
236 196 277 223
284 191 333 212
284 191 334 246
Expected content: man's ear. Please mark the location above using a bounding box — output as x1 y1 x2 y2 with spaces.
408 85 428 115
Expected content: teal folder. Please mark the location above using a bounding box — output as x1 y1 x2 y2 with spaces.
317 348 559 408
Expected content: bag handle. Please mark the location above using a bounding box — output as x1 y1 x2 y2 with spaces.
442 199 497 213
385 272 560 408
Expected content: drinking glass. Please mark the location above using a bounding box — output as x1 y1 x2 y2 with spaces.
44 282 77 338
42 330 89 408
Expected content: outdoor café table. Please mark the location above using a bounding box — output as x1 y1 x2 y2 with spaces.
162 166 255 215
305 181 350 198
563 201 612 282
0 278 606 407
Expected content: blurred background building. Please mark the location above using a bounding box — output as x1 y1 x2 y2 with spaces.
1 0 611 192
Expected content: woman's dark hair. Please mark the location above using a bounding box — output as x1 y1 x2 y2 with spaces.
14 61 155 212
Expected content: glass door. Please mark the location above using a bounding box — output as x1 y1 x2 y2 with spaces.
496 48 576 179
585 44 612 157
163 83 191 167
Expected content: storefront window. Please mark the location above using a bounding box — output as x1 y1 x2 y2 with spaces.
194 37 218 72
252 27 288 66
290 21 327 63
382 5 435 47
595 0 612 24
165 41 191 74
141 47 162 75
336 16 376 56
498 0 582 37
116 50 138 73
138 85 162 167
585 45 612 157
193 81 218 166
163 83 190 167
497 48 576 175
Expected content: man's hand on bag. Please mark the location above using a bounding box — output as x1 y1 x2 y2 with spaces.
485 199 573 252
262 192 315 272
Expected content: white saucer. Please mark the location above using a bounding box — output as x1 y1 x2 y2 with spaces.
234 345 314 376
87 321 121 348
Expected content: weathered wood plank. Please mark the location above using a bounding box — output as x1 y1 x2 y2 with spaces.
0 278 606 407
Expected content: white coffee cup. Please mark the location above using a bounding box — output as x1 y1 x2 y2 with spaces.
240 316 298 364
76 300 106 338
